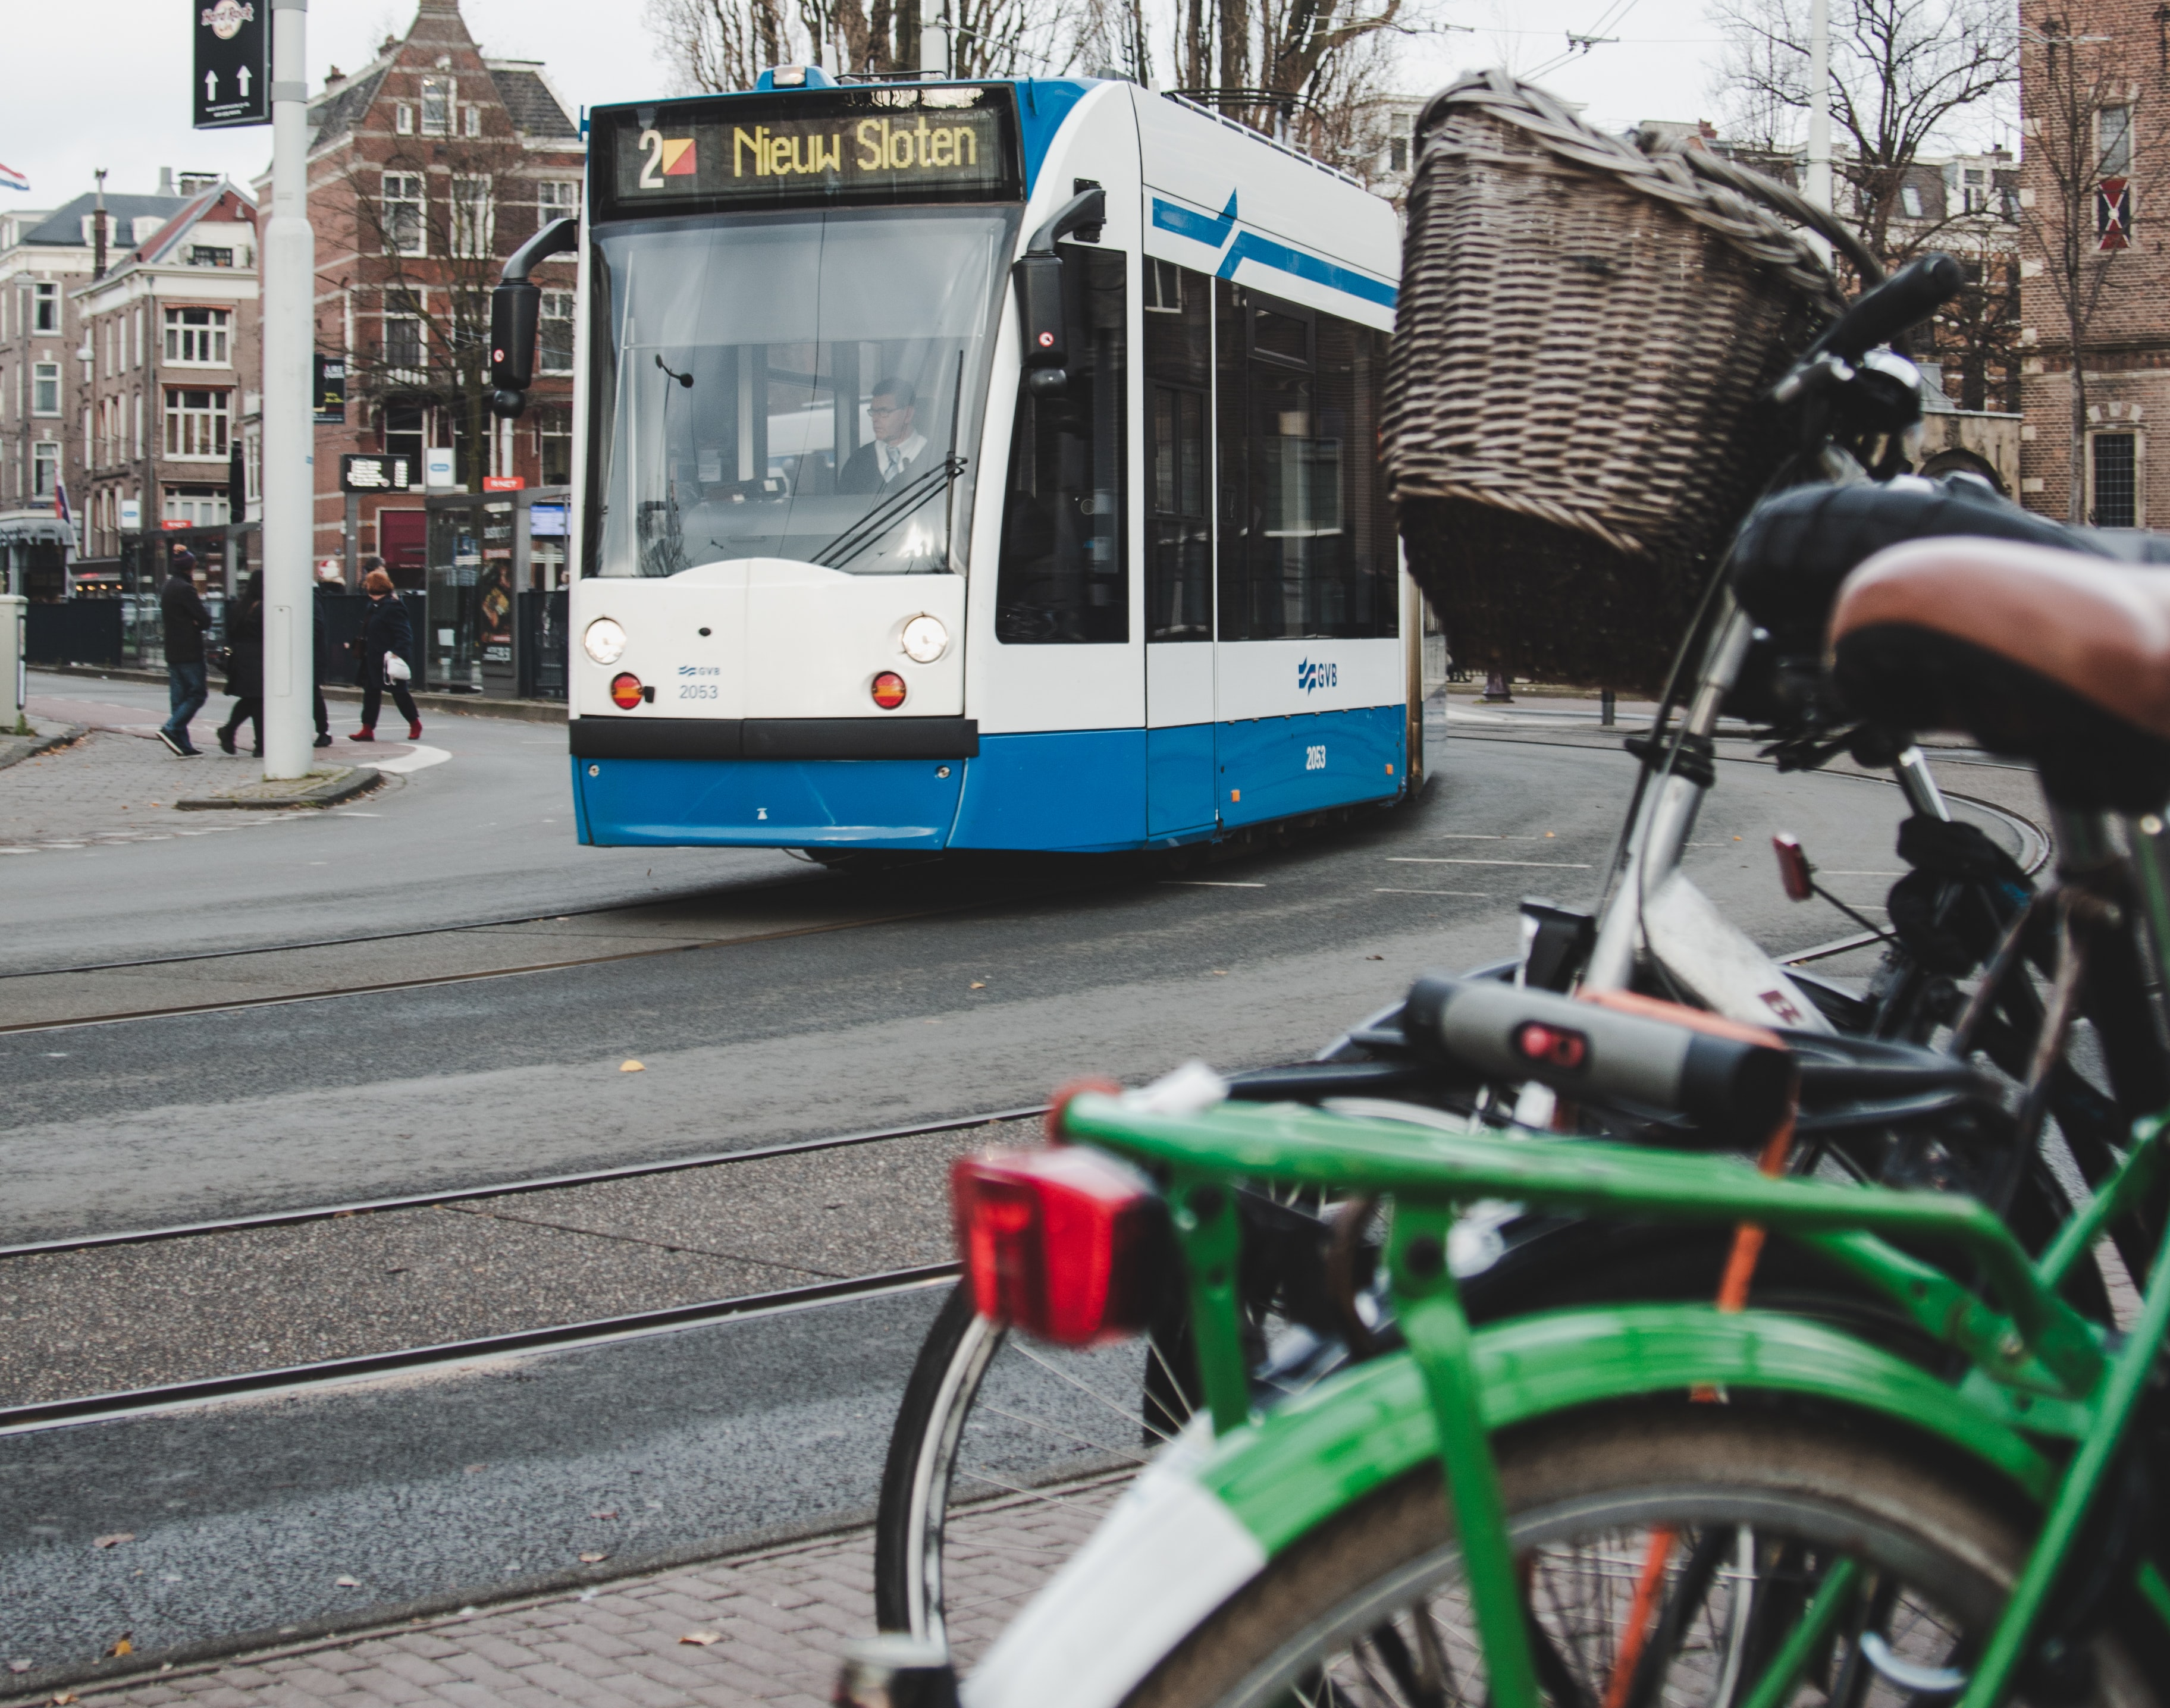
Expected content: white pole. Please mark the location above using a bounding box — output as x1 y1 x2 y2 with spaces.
1806 0 1833 212
261 0 313 779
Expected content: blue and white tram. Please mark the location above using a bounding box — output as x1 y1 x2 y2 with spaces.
532 71 1416 853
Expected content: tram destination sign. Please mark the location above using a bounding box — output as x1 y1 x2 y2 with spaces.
597 85 1021 216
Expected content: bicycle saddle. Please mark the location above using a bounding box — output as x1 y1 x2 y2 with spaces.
1831 536 2170 811
1724 476 2140 729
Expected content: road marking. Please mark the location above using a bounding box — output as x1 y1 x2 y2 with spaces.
359 743 450 775
1388 857 1591 868
1376 888 1488 897
1162 880 1266 888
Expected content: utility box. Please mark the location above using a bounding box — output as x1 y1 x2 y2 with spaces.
0 594 26 734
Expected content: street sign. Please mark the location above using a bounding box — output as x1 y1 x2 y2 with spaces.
340 453 414 492
483 475 524 492
313 354 347 424
120 498 142 530
424 447 456 488
195 1 269 129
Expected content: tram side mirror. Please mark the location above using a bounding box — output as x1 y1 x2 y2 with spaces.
488 215 579 420
489 280 541 418
1012 186 1105 400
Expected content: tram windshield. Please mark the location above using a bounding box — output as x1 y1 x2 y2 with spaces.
589 206 1018 577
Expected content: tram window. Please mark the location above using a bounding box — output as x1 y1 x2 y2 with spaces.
995 246 1128 643
1215 281 1394 641
1145 260 1211 642
587 206 1017 577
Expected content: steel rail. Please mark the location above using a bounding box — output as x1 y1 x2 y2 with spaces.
0 1263 961 1437
0 1104 1050 1261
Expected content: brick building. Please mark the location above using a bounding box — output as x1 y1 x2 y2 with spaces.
277 0 584 588
2016 0 2170 526
73 183 262 563
0 180 193 590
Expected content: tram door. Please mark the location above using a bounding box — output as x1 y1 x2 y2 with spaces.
1142 260 1219 839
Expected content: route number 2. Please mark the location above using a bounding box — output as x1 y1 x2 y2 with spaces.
1305 745 1327 771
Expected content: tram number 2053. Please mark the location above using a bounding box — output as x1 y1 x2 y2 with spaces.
1305 745 1327 771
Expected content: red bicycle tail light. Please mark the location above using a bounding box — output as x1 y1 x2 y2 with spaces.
610 672 644 710
1772 833 1814 902
871 671 908 709
951 1147 1166 1345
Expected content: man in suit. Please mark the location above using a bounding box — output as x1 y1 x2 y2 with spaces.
836 376 930 495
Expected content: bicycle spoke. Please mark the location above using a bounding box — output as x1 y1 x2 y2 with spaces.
968 1401 1153 1465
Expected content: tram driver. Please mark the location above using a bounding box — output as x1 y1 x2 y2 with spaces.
838 377 932 495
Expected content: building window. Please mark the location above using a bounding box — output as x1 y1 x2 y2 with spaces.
1901 183 1924 218
539 290 575 374
382 403 425 475
190 246 235 268
164 485 228 526
32 360 59 415
32 440 58 498
1964 167 1988 213
537 180 580 218
2093 432 2139 527
463 103 482 137
396 102 415 135
2101 103 2134 177
538 409 572 485
382 172 426 257
33 281 56 333
165 306 231 365
1390 137 1408 172
165 387 230 458
383 290 425 381
420 76 452 136
450 175 494 259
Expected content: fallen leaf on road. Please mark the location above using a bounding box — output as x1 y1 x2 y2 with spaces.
105 1638 131 1658
969 981 986 989
52 1692 76 1703
5 1661 27 1675
680 1631 723 1647
620 1060 645 1073
589 1509 617 1521
1212 969 1228 976
335 1576 362 1588
1365 955 1383 960
91 1534 133 1549
578 1551 609 1563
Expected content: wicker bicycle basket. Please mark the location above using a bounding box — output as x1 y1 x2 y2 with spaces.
1385 71 1870 695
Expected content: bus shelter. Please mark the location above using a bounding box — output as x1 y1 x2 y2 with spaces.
423 486 570 700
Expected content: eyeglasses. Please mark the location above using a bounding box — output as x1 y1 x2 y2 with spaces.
867 403 910 419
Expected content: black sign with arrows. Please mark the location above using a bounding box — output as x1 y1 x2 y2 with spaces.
194 1 269 130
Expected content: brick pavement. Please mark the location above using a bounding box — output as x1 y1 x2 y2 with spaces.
74 1478 1127 1707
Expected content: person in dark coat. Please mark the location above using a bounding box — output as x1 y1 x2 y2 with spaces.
156 549 214 756
215 571 265 757
353 567 422 741
311 563 342 748
835 376 932 495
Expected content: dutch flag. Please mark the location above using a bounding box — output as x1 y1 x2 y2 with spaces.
0 162 29 193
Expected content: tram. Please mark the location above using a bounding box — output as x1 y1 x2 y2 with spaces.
492 70 1418 853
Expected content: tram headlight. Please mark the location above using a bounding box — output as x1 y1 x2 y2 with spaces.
899 614 949 664
582 617 628 665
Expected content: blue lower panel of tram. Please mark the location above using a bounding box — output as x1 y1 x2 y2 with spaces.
572 704 1404 851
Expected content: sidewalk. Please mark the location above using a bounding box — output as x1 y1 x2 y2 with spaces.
37 665 567 727
54 1479 1123 1707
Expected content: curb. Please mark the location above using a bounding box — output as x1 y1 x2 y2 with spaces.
175 767 384 812
0 723 84 773
35 664 568 726
0 1502 885 1703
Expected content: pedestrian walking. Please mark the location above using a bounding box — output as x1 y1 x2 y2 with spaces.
215 570 265 757
312 561 342 748
156 548 213 756
352 567 421 742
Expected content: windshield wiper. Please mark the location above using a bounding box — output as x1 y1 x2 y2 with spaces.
811 457 966 572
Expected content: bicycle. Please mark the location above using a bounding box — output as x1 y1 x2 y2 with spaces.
843 526 2170 1707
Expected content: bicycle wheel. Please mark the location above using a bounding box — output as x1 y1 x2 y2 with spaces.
1120 1402 2161 1707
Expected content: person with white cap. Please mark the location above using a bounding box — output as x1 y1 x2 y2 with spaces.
312 561 343 748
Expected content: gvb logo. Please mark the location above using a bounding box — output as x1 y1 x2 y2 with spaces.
1297 658 1337 693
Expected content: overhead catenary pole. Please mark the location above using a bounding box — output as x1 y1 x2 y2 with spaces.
260 0 312 778
1805 0 1833 212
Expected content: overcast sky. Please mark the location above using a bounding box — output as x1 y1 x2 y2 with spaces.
2 0 1919 213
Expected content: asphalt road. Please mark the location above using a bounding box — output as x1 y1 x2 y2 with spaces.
0 697 2046 1677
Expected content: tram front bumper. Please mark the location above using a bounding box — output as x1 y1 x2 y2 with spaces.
571 752 967 849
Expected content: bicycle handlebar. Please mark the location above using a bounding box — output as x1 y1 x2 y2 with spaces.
1804 252 1965 366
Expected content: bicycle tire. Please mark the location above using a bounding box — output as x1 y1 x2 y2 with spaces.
1117 1402 2163 1708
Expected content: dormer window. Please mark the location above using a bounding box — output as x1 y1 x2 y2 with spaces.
421 77 452 136
190 246 235 268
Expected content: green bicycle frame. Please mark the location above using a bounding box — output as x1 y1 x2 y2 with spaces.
1059 1092 2170 1708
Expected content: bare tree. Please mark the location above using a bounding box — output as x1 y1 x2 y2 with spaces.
2018 5 2170 522
647 0 1074 84
1168 0 1429 161
332 133 545 494
1711 0 2015 259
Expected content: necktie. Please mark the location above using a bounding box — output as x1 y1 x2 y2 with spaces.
883 447 899 485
